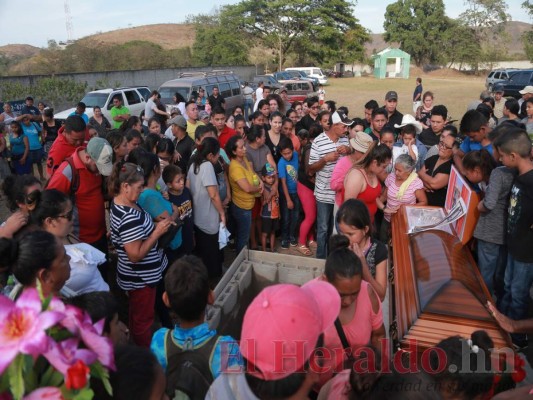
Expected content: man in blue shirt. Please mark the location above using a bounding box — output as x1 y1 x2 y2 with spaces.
20 96 42 123
69 102 89 124
454 109 493 175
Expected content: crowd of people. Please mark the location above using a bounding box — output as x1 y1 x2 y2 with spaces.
0 79 532 399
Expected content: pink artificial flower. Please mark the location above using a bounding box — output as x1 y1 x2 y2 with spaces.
0 289 64 374
48 298 83 335
43 338 97 375
78 319 115 371
50 298 115 371
23 387 63 400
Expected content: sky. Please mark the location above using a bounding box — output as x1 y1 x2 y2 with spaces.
0 0 529 48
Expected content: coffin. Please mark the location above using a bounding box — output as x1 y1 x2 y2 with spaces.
390 205 512 353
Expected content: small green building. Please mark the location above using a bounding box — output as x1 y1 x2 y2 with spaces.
372 47 410 79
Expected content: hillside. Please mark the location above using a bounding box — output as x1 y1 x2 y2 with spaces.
0 44 40 58
77 23 196 50
366 20 531 57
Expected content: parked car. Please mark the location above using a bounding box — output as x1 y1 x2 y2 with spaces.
158 70 243 111
499 69 533 98
285 67 328 85
281 70 319 90
283 80 316 104
272 71 296 83
55 86 150 124
485 68 519 91
251 75 283 92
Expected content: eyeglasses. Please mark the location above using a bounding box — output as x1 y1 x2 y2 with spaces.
56 209 74 221
438 141 453 150
310 106 320 110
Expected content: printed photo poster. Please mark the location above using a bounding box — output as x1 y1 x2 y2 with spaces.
445 165 474 242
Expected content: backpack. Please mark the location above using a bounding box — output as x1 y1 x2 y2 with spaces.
45 156 80 203
165 330 220 400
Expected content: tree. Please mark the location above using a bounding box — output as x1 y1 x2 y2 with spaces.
223 0 368 70
523 1 533 61
383 0 452 66
441 18 481 70
458 0 511 71
188 10 250 66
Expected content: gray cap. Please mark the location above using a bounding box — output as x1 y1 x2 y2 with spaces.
198 110 210 120
168 115 187 129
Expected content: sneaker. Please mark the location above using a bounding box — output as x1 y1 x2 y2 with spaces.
281 241 290 249
290 240 298 247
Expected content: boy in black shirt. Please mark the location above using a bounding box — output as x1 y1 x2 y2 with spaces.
494 128 533 347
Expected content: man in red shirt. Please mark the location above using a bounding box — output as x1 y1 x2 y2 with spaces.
46 116 87 176
47 137 113 253
212 107 236 149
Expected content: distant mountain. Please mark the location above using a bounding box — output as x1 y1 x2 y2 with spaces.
0 44 40 58
77 23 196 50
366 20 531 58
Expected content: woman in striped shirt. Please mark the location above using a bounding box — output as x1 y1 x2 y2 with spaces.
376 154 427 243
109 162 173 347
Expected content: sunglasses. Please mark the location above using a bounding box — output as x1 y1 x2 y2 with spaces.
56 209 74 221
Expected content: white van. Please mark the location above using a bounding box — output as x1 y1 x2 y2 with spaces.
285 67 328 85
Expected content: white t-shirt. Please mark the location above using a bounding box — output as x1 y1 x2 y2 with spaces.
63 243 109 295
392 144 418 165
253 87 264 111
143 98 158 126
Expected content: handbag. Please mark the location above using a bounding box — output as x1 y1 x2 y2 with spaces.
334 318 357 370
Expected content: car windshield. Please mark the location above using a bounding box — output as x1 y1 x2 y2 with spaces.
80 93 109 108
299 71 309 78
159 87 190 103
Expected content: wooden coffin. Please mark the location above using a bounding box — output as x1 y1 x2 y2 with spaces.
390 205 512 353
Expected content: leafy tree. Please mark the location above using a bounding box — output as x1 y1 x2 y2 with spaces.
458 0 511 71
223 0 368 70
523 0 533 61
441 18 481 70
189 11 250 66
383 0 451 66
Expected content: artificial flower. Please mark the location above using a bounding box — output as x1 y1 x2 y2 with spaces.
65 360 90 390
43 338 97 374
0 289 64 374
22 387 63 400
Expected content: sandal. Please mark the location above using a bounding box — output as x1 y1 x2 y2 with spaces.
296 245 313 256
308 240 317 249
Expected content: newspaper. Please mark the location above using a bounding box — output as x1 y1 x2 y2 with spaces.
407 198 467 235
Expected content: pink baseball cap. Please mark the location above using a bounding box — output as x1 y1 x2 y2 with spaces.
240 280 341 380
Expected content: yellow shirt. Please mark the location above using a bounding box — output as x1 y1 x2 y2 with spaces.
229 158 257 210
187 120 205 140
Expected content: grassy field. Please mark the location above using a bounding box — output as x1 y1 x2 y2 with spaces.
323 72 487 125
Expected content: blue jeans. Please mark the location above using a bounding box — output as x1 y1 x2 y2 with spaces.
230 202 252 254
280 192 300 245
477 240 506 297
244 98 254 121
500 254 533 343
316 201 334 259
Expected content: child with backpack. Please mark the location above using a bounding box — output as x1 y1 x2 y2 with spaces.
150 255 243 399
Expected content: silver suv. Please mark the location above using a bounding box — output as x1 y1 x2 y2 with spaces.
485 69 518 91
55 86 151 124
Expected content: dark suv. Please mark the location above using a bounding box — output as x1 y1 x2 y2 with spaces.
485 69 518 91
499 70 533 98
251 75 283 92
